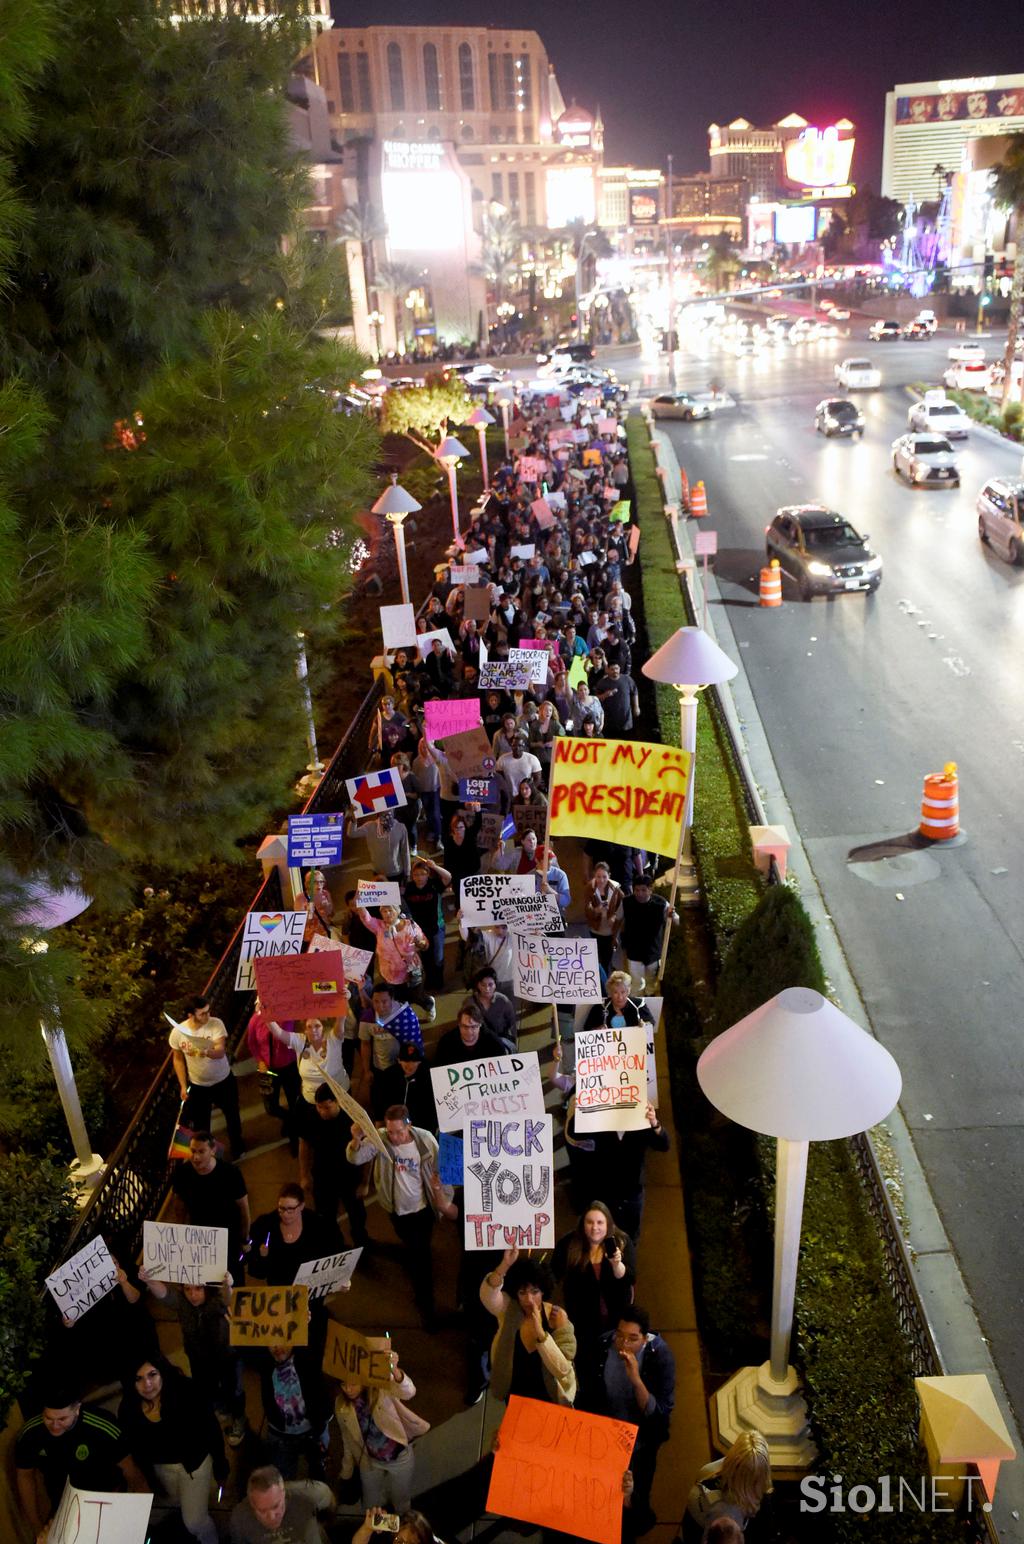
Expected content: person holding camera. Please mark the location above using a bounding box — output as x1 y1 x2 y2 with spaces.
551 1201 636 1388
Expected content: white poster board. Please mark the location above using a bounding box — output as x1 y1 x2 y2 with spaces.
416 628 457 657
460 872 534 925
142 1220 228 1285
493 891 565 935
356 879 402 909
464 1114 554 1250
450 564 482 584
293 1246 363 1300
380 603 418 650
235 907 306 992
507 646 550 686
431 1051 545 1134
49 1484 153 1544
573 1024 649 1132
45 1236 118 1326
513 935 602 1004
510 543 536 560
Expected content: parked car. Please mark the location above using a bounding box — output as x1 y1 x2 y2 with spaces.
943 361 991 391
907 391 971 438
891 433 960 486
650 391 713 421
947 341 986 363
835 357 881 389
814 398 865 437
869 319 902 342
977 478 1024 563
765 506 883 599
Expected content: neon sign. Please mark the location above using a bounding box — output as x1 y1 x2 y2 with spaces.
784 126 854 188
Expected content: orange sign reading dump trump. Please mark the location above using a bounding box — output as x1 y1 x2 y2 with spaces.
549 738 692 859
487 1396 637 1544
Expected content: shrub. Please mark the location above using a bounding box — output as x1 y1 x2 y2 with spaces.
713 886 826 1035
0 1152 77 1427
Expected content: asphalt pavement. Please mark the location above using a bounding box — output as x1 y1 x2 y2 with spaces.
649 321 1024 1442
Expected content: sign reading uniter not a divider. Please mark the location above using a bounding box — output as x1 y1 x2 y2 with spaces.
549 737 692 859
513 935 602 1004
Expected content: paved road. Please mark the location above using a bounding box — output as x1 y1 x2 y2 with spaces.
656 325 1024 1430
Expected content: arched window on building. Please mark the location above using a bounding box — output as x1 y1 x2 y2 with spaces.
387 42 405 111
423 43 441 112
458 42 475 110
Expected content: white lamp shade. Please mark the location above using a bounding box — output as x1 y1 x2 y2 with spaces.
642 626 738 688
697 987 902 1141
371 477 421 516
437 436 470 464
465 407 495 428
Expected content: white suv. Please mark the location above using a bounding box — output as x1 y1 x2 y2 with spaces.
907 393 971 438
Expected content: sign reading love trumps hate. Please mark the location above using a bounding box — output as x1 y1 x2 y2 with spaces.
573 1024 649 1133
464 1114 554 1249
513 935 602 1003
142 1221 228 1285
45 1236 118 1325
234 908 306 992
430 1050 545 1133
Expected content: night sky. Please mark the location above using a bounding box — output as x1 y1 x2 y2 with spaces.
330 0 1022 188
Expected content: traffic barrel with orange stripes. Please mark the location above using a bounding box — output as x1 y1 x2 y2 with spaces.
759 558 782 607
919 762 959 841
679 467 690 510
690 480 708 518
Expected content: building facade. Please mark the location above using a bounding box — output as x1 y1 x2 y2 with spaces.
882 77 1024 206
668 174 749 238
167 0 331 27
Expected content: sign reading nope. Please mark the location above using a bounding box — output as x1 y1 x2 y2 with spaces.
322 1321 395 1389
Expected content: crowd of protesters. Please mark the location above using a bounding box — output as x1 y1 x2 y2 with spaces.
16 381 774 1544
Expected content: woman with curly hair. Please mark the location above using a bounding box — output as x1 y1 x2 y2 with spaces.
480 1247 577 1406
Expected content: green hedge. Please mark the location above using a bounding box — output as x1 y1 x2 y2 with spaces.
0 1152 77 1426
628 412 969 1541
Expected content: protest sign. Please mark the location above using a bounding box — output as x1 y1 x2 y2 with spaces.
609 499 631 523
603 483 618 501
511 800 548 840
464 585 493 622
229 1284 309 1347
464 1114 554 1249
465 547 489 564
234 906 306 992
477 810 504 851
507 646 550 687
416 628 457 657
252 953 346 1020
142 1221 227 1285
493 890 564 934
45 1236 117 1326
355 879 402 910
571 428 589 445
573 1024 649 1132
627 525 641 563
318 1069 391 1159
457 776 498 805
517 637 558 656
510 543 536 560
380 603 418 651
582 447 603 467
513 935 602 1004
487 1396 637 1544
322 1321 395 1388
346 767 407 817
549 737 692 859
293 1247 362 1301
479 660 533 691
431 1050 545 1134
436 724 495 780
547 489 567 512
49 1484 153 1544
309 935 374 982
460 872 534 926
287 813 344 868
577 550 598 566
644 998 662 1106
567 654 589 691
517 456 543 482
596 416 618 435
424 697 481 742
438 1131 464 1185
450 563 481 585
531 499 555 529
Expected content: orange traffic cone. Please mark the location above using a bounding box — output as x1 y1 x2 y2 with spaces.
759 559 782 607
690 480 708 518
679 467 690 511
920 762 959 840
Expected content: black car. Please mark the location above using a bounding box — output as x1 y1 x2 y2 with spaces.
814 398 865 437
765 506 883 600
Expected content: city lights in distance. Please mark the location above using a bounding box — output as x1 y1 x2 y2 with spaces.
784 126 855 188
546 165 596 229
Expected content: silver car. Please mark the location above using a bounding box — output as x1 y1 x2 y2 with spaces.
977 478 1024 564
891 433 960 486
650 391 712 421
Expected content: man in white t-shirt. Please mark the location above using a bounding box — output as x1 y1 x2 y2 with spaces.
346 1104 455 1328
495 734 542 807
169 994 245 1159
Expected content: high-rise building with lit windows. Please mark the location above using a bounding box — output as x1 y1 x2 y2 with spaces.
165 0 331 28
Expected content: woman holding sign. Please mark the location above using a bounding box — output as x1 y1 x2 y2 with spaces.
480 1250 577 1406
334 1349 429 1514
356 903 435 1020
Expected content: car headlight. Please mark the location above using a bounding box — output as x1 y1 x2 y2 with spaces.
911 462 923 477
862 555 882 571
807 561 833 576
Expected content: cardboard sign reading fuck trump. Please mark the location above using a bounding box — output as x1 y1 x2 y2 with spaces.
229 1285 309 1347
549 737 692 859
573 1024 649 1133
431 1051 545 1134
464 1114 554 1250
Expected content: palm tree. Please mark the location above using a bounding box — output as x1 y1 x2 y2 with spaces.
992 134 1024 411
375 260 419 355
335 202 388 315
473 208 523 304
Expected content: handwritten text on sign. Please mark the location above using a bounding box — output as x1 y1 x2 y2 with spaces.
322 1321 395 1388
252 953 346 1019
229 1285 309 1347
573 1025 649 1133
293 1247 363 1301
234 908 306 993
142 1221 227 1285
45 1236 118 1325
513 935 602 1004
486 1397 637 1544
479 661 533 691
423 696 481 742
493 891 565 935
49 1484 153 1544
549 737 692 860
464 1115 554 1250
431 1051 545 1134
460 872 534 926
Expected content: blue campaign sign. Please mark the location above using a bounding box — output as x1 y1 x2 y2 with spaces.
457 777 498 806
438 1132 464 1187
287 813 345 867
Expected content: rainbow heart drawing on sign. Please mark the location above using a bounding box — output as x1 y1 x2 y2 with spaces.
259 914 285 932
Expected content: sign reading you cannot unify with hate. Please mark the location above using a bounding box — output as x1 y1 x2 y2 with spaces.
513 935 602 1004
464 1114 554 1250
430 1051 545 1134
142 1221 228 1285
573 1024 649 1133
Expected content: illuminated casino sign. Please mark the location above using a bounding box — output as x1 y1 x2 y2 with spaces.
896 88 1024 123
784 126 855 188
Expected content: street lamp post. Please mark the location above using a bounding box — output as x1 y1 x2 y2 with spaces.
295 632 324 779
493 384 515 458
697 988 901 1468
576 232 600 342
371 474 422 606
437 435 470 542
367 309 384 360
463 406 495 490
642 628 737 969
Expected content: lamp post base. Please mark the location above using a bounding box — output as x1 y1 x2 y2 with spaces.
711 1360 817 1476
69 1152 106 1204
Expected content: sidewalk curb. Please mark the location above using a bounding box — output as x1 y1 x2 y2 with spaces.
648 418 1024 1542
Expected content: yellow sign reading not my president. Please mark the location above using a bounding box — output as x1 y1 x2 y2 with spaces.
549 737 692 859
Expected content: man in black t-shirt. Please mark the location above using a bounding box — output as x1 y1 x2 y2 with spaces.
171 1130 250 1274
301 1085 369 1248
593 662 638 735
15 1390 145 1535
620 876 675 995
402 856 450 992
